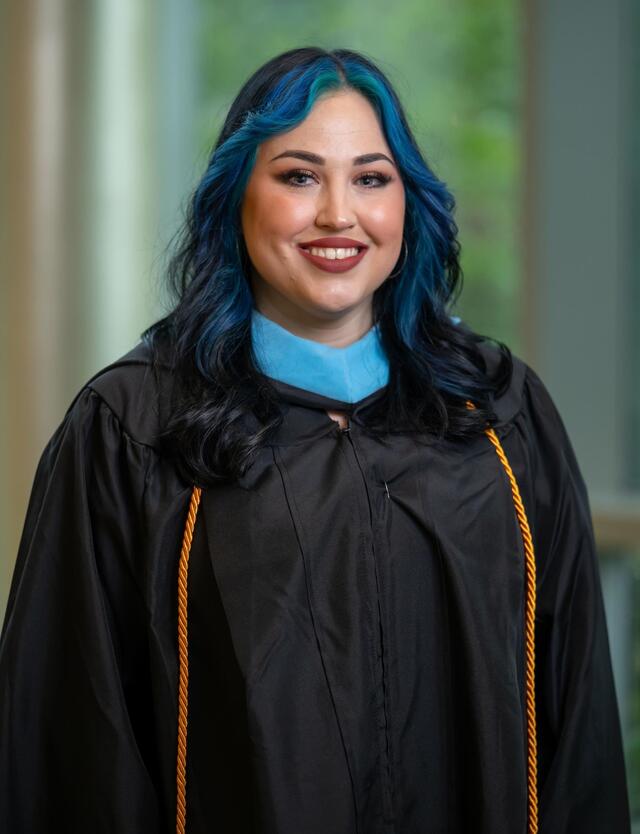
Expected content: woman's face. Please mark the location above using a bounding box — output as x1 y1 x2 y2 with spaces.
240 89 406 338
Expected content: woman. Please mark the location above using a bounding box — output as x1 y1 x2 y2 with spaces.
0 47 631 834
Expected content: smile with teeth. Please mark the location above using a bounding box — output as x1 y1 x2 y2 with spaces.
304 247 361 260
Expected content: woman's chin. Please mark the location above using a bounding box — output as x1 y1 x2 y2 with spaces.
298 287 372 319
302 299 366 320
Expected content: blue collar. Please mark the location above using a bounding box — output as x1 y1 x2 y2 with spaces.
251 308 390 403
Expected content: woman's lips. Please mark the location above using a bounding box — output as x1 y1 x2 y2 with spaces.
297 245 367 273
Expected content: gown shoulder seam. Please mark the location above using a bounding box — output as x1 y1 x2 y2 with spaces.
82 384 162 453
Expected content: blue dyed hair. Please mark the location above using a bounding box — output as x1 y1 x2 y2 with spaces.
142 47 512 485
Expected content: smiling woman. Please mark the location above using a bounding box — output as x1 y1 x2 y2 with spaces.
0 46 631 834
240 89 405 343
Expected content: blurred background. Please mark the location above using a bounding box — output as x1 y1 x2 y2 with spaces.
1 0 638 822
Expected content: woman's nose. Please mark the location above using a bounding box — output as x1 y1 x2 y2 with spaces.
314 184 356 230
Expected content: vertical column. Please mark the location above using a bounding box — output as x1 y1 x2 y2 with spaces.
0 0 72 611
524 0 636 747
630 1 640 490
84 0 156 370
524 0 633 493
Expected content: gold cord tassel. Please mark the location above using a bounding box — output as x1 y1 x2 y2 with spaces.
176 484 202 834
466 400 539 833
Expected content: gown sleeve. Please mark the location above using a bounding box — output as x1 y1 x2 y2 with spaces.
520 366 631 832
0 386 168 833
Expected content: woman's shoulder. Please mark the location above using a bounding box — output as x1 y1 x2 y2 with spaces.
69 339 174 450
473 335 571 447
472 337 528 428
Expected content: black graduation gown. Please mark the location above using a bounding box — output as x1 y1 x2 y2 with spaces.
0 339 631 834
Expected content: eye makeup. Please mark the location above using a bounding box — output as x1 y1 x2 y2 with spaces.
276 168 393 188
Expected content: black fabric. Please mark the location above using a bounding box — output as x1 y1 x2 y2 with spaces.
0 339 630 833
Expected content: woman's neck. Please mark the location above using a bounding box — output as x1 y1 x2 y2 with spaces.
251 295 374 348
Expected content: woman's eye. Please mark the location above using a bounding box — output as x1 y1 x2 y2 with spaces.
357 172 392 187
284 170 315 186
278 169 392 188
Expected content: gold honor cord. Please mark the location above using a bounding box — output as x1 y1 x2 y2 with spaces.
176 484 202 834
175 404 539 834
465 399 539 834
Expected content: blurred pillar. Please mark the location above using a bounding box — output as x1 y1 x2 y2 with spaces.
524 0 634 493
524 0 637 745
1 0 73 613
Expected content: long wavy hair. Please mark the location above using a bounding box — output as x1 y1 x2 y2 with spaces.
141 46 513 486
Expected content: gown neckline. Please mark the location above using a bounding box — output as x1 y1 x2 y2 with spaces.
250 307 390 405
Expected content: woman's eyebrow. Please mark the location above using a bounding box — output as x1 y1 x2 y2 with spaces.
269 150 396 168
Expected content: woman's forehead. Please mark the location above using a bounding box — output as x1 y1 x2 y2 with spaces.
256 95 390 163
